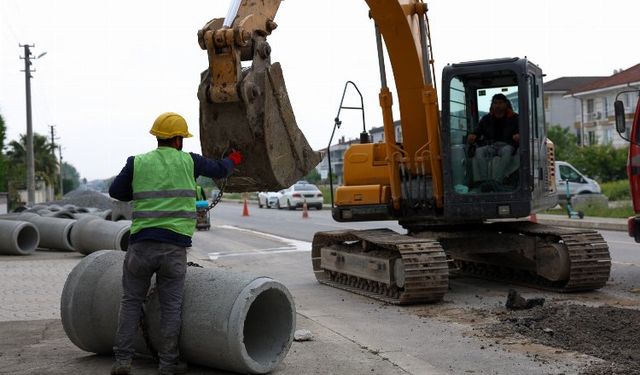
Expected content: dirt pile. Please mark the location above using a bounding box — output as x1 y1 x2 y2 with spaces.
487 303 640 375
45 189 113 210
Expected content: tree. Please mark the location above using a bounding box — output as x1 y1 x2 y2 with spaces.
5 132 60 196
0 113 6 191
547 125 579 163
303 168 321 184
572 144 627 183
62 162 81 194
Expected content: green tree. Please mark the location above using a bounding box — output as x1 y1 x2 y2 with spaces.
0 113 6 191
5 132 60 195
547 125 579 163
62 162 81 194
571 144 627 183
303 168 321 184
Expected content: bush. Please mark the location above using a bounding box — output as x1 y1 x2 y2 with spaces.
601 180 630 201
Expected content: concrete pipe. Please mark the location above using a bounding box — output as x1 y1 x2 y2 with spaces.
61 250 295 374
0 220 39 255
43 210 76 219
17 213 76 251
70 216 131 254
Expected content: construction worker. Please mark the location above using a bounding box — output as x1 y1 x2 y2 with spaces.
108 112 242 375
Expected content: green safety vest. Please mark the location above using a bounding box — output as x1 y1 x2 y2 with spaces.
131 147 197 237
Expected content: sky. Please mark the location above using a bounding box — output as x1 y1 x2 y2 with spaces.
1 0 638 181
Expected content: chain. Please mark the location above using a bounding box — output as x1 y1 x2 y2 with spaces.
207 176 228 212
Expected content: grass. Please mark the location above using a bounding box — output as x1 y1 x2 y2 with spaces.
600 179 630 201
544 202 633 218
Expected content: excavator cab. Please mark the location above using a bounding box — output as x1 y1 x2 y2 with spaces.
441 58 557 221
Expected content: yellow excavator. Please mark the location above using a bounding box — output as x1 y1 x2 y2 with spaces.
197 0 611 304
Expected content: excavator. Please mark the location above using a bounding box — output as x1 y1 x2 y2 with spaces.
196 0 611 304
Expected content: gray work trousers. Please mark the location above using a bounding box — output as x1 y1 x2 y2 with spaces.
113 241 187 369
471 142 515 183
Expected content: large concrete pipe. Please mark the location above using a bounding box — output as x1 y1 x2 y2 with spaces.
17 213 76 251
70 216 131 254
61 250 295 374
0 220 39 255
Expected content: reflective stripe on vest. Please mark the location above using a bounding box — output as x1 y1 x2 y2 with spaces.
131 147 196 237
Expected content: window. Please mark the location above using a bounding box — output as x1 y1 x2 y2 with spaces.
588 131 597 145
559 165 581 183
587 99 594 114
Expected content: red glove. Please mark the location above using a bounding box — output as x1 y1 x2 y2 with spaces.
228 149 243 166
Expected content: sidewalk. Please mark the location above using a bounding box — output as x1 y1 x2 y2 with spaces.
535 213 627 232
0 251 405 375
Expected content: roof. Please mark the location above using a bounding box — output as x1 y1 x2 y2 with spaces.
571 63 640 95
544 77 605 92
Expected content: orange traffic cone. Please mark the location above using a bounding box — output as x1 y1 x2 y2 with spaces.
242 198 250 217
302 201 309 219
529 213 537 223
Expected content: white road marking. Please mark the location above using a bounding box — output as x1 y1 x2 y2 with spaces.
208 225 311 260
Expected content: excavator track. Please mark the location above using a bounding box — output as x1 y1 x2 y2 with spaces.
450 222 611 292
312 229 449 305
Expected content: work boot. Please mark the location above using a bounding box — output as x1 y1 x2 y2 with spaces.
111 359 132 375
158 361 188 375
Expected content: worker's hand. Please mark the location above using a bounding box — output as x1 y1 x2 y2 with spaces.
467 134 477 144
512 134 520 143
227 149 243 166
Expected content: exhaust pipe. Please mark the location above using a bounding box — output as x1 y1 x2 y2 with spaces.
61 250 295 374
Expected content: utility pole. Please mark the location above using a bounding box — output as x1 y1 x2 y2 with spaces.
20 44 35 206
58 145 63 195
19 44 46 206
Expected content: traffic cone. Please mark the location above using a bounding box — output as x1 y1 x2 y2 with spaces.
242 198 249 217
302 201 309 219
529 213 537 223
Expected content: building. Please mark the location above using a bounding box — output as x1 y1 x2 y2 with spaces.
544 76 605 139
566 64 640 147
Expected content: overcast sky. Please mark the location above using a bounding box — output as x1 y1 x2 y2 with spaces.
1 0 638 181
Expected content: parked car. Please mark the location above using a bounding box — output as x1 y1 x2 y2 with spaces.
555 161 601 202
258 191 280 208
276 182 323 210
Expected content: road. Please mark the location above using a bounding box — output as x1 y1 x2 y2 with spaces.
187 201 640 375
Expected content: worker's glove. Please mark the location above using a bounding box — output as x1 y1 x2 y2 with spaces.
227 149 243 166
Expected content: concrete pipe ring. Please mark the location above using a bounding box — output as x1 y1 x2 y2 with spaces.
0 220 39 255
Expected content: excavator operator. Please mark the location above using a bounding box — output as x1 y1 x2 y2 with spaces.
467 93 520 189
108 112 242 375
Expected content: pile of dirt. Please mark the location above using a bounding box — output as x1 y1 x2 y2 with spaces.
45 189 114 210
487 303 640 375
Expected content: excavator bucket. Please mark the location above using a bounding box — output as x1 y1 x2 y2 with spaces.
198 61 320 192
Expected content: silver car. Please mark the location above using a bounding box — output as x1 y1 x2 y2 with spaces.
258 191 280 208
276 182 323 210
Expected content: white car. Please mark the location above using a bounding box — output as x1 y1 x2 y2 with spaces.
258 191 280 208
276 182 323 210
555 161 601 197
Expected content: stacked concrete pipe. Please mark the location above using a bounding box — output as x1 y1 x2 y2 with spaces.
61 250 295 374
70 216 131 254
18 212 76 251
0 220 39 255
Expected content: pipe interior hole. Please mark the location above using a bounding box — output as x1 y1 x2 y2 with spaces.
18 225 39 252
243 288 292 364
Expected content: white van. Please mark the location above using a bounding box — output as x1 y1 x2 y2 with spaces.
555 161 601 198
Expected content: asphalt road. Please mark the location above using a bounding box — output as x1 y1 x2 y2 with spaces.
186 201 640 375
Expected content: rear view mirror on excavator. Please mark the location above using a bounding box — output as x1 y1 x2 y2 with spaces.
197 0 320 192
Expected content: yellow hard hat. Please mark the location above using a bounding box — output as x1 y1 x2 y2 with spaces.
149 112 193 139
